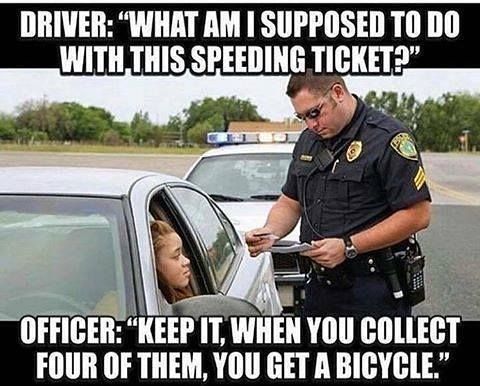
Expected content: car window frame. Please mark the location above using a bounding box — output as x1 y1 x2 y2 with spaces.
120 195 147 316
130 180 216 315
148 187 216 296
163 183 244 294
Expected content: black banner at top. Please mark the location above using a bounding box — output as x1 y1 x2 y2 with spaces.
0 3 476 75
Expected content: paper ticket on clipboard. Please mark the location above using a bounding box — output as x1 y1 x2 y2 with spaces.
267 240 313 254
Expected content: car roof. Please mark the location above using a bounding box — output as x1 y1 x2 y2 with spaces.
0 167 181 197
200 143 295 158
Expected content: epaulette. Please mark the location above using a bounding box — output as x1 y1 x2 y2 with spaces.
365 107 406 135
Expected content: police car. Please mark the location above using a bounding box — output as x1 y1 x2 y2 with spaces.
184 132 308 314
0 167 282 319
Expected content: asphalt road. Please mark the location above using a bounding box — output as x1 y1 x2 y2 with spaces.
0 151 198 177
422 152 480 206
1 150 479 319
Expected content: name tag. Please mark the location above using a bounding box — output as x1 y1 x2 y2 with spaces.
300 154 313 162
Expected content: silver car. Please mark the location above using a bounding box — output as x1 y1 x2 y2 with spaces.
184 143 308 315
0 167 282 320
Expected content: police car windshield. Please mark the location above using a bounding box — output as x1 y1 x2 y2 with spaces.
187 153 291 201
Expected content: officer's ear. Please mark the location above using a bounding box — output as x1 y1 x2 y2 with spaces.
331 83 345 102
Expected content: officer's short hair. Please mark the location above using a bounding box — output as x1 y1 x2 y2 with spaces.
286 70 347 98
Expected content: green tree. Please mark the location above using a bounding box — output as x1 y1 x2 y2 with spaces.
416 93 480 151
49 102 75 140
151 124 179 146
15 98 58 140
184 96 265 130
111 121 132 143
165 114 185 143
183 96 266 144
63 103 114 141
102 129 124 145
131 111 154 144
187 121 213 144
14 128 49 144
0 113 16 140
14 100 115 142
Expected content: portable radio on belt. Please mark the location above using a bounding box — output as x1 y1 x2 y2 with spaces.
404 252 426 306
395 236 426 306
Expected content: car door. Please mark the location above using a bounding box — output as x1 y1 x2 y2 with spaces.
164 184 282 315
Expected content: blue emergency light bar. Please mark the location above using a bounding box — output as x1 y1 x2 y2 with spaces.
207 131 300 145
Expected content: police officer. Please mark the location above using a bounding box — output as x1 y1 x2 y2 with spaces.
246 72 431 317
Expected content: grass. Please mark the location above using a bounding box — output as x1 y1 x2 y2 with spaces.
0 143 208 155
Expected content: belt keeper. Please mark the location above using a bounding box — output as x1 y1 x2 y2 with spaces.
366 255 379 274
349 254 380 275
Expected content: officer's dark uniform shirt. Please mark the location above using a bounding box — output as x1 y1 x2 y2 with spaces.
282 97 431 243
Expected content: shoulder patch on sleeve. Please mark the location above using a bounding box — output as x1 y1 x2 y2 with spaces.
390 133 418 161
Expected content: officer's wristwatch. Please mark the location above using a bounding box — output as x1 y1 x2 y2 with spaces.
343 236 358 259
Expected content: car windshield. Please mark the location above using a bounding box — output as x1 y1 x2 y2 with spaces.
187 153 292 201
0 195 129 320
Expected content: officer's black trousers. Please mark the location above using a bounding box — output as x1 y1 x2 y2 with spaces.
303 273 411 317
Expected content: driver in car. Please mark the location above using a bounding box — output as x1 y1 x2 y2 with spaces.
94 220 193 316
150 220 193 303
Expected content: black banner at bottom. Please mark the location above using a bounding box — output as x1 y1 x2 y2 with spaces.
3 317 478 384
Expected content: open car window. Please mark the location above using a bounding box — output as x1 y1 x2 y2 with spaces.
148 191 209 302
167 186 242 292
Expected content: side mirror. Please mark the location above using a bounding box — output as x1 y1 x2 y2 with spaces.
171 295 261 318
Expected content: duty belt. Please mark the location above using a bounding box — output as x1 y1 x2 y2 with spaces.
310 253 382 289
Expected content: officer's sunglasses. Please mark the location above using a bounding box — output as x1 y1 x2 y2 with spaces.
294 101 326 122
294 83 338 122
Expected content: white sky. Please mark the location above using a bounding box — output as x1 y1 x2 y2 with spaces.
1 69 479 124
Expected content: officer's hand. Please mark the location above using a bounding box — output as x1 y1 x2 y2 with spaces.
301 238 346 268
245 227 278 257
